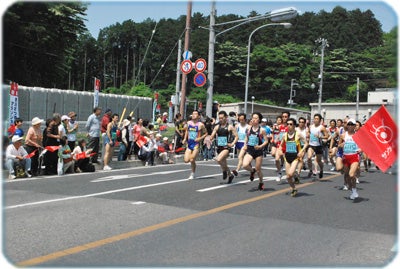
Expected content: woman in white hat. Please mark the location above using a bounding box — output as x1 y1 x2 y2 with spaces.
25 117 44 176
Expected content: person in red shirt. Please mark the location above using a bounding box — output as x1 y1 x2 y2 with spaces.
101 108 112 159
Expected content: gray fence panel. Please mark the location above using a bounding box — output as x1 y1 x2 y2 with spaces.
46 89 64 117
79 92 94 120
63 90 79 117
30 87 48 120
18 86 30 121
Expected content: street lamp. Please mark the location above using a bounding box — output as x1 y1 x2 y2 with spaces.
205 5 298 117
244 22 292 116
251 96 255 114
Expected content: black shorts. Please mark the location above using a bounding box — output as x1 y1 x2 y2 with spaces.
246 146 263 159
309 145 323 155
217 146 229 154
285 153 298 164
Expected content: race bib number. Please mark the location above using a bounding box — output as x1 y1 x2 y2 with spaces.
286 141 297 153
238 133 246 141
248 135 259 146
310 133 319 143
217 136 228 146
343 141 357 154
189 131 197 140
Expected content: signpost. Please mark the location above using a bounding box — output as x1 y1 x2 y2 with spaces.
194 58 207 73
180 59 193 74
193 73 207 87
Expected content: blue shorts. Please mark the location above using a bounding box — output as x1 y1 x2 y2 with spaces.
236 141 245 150
188 140 199 151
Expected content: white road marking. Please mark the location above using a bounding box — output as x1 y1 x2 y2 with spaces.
131 201 146 205
196 177 278 192
91 169 188 182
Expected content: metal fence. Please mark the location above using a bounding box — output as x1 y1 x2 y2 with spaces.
2 85 153 132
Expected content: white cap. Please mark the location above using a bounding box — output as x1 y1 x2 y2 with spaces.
347 118 356 125
61 115 71 121
12 135 23 143
261 118 267 122
163 137 168 141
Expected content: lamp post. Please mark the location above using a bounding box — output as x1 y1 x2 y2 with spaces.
244 22 292 116
251 96 255 114
315 38 329 114
204 5 298 117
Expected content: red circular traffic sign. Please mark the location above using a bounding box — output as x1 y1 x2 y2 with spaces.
193 72 207 87
180 60 193 74
194 58 207 73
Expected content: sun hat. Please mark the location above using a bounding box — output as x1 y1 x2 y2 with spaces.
31 117 44 126
12 135 23 143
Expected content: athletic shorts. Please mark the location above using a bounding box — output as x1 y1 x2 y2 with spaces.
336 148 344 158
246 146 263 159
284 153 298 164
309 145 323 155
187 140 199 151
236 141 245 150
343 153 360 167
217 146 229 154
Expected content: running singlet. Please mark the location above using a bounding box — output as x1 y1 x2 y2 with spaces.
309 125 323 146
187 121 201 150
236 123 248 150
247 126 262 147
216 123 230 147
296 127 307 147
343 132 359 155
284 131 302 163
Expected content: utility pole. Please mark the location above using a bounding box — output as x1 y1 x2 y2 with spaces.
206 1 216 118
356 77 360 121
288 78 298 107
179 0 192 117
316 38 328 114
175 39 182 117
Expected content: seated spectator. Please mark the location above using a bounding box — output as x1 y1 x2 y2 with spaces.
158 137 174 164
138 132 157 166
72 139 95 172
58 136 74 175
5 136 32 179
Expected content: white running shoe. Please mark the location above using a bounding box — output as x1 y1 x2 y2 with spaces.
276 172 282 182
8 173 16 180
350 188 359 200
188 173 195 180
356 177 360 184
330 167 335 171
343 185 349 191
103 165 112 171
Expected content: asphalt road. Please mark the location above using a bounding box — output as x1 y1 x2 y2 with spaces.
2 157 398 268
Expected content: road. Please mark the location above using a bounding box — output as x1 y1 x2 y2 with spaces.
2 157 398 267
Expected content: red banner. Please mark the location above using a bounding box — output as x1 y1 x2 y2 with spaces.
353 105 397 173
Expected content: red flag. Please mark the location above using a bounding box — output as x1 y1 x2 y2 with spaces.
135 135 148 148
353 105 397 173
44 146 60 152
175 147 185 153
25 149 37 159
157 146 166 153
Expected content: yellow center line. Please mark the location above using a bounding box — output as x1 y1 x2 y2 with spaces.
17 174 339 267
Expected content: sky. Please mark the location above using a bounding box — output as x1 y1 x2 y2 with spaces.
83 0 399 38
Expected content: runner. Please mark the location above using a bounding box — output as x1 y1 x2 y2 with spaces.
295 116 309 184
279 118 308 197
327 119 339 171
232 113 249 177
306 113 329 179
338 118 361 200
210 111 239 184
241 112 269 191
182 110 207 180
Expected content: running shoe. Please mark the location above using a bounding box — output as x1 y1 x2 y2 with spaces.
350 188 359 200
26 170 32 178
276 172 282 182
330 167 336 171
8 173 16 180
103 165 112 171
307 171 313 178
319 170 323 179
356 177 360 184
232 170 238 176
188 173 195 180
223 171 228 180
291 189 298 197
258 182 264 190
342 185 349 191
250 168 256 181
294 176 300 184
228 174 234 184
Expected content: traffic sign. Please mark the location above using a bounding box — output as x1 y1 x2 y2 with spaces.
194 58 207 73
180 60 193 74
193 72 207 87
182 50 192 60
